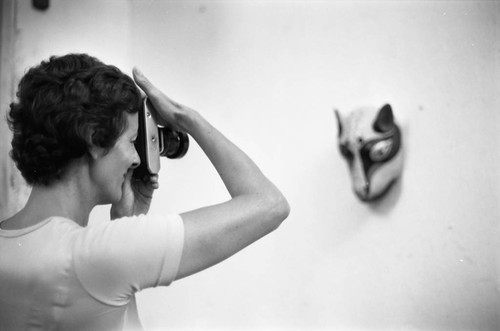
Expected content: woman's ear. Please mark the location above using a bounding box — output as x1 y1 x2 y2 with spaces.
85 129 106 160
87 145 105 160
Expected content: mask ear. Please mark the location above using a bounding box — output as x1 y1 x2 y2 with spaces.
334 109 343 137
373 104 394 133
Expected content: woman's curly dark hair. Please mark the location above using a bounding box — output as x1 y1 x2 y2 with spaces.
8 53 143 186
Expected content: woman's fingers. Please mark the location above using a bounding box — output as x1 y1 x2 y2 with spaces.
133 67 159 97
133 67 177 105
147 174 160 190
132 67 192 132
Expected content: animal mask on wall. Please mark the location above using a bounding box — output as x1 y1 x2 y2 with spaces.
335 104 403 202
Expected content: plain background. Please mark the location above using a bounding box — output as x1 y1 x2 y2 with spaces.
2 1 499 330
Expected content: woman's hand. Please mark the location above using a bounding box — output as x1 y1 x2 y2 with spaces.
110 171 159 219
132 67 193 133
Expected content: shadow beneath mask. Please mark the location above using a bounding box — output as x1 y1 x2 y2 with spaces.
366 177 404 215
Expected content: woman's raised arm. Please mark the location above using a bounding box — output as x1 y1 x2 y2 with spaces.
133 68 290 280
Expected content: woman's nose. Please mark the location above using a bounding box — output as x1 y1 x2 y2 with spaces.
131 149 141 169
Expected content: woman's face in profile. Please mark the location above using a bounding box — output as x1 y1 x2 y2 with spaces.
90 112 140 204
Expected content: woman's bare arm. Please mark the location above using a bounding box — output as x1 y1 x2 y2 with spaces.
133 68 290 280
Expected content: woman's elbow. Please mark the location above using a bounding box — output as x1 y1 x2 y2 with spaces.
278 194 291 223
266 192 290 229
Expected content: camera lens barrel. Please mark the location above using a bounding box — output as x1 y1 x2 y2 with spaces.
158 128 189 159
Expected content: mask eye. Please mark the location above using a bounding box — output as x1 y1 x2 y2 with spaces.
339 144 354 162
369 139 393 162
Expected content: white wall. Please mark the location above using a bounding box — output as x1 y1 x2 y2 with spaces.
130 1 499 330
12 0 134 71
6 1 500 330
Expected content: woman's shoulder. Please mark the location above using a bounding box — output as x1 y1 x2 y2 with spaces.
0 215 81 238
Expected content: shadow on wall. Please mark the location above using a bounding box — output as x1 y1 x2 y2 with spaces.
367 176 403 215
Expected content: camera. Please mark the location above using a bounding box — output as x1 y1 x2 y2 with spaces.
133 98 189 180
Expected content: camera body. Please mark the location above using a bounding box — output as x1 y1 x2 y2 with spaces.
133 98 189 179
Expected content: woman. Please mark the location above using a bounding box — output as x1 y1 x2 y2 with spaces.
0 54 289 330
